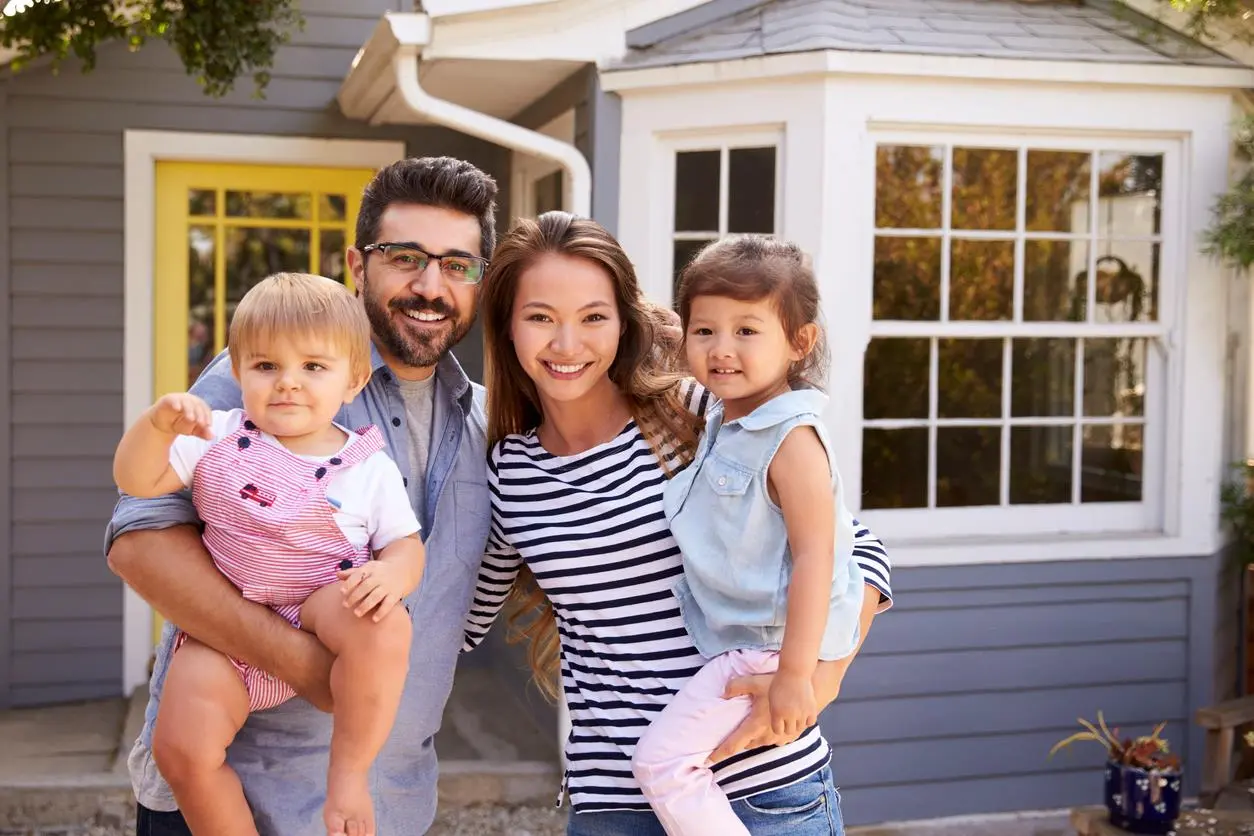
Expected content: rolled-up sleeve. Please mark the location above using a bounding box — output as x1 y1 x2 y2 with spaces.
103 348 243 557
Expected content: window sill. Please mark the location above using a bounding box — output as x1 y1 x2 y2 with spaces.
885 529 1221 567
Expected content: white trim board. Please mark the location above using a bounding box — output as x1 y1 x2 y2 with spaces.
120 130 405 696
601 49 1254 93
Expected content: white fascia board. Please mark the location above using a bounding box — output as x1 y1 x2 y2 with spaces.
601 49 1254 93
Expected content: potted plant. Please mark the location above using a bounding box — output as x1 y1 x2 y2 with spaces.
1050 712 1183 834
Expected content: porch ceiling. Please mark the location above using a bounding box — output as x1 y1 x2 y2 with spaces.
338 13 587 126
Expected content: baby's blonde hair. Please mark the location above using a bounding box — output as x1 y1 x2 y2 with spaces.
229 272 372 384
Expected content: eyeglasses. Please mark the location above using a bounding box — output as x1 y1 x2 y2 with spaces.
361 242 489 284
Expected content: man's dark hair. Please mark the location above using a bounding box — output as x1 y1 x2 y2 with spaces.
355 156 499 257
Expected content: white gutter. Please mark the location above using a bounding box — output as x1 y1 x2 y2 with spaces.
388 41 592 217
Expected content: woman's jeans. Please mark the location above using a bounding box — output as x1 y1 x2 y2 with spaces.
566 766 844 836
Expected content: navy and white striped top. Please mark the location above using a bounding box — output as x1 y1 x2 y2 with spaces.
463 386 892 813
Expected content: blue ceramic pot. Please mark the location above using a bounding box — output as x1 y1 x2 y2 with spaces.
1104 760 1182 834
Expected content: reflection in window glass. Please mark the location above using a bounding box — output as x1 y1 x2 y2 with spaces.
875 145 942 229
226 191 312 219
863 142 1160 514
224 227 312 333
951 147 1017 231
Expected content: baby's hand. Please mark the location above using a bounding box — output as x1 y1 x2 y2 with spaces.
338 561 408 622
767 670 818 738
149 393 213 439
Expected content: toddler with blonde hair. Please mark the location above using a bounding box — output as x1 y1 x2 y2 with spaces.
114 272 424 836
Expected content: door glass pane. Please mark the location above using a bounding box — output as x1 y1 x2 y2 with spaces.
319 194 347 222
727 146 775 233
320 229 346 284
225 227 311 334
188 225 216 387
188 189 216 217
226 191 312 219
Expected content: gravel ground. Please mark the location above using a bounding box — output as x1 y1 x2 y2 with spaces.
0 803 570 836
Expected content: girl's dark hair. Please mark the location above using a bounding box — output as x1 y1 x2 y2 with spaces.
676 234 829 390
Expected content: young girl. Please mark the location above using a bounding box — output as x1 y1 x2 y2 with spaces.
113 272 425 836
630 235 866 836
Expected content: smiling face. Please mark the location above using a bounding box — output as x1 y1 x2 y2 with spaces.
509 253 623 412
685 294 814 420
233 333 365 448
349 203 482 379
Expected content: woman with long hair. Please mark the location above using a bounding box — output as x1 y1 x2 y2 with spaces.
463 212 892 835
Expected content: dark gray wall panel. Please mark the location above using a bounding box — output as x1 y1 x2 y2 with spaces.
1 3 505 706
825 554 1217 826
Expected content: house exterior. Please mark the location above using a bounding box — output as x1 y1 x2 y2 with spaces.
1 0 1251 826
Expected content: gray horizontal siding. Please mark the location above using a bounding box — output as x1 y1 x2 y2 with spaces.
825 554 1216 825
2 0 505 707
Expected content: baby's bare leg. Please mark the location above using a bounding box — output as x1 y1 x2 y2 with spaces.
152 638 257 836
301 583 411 836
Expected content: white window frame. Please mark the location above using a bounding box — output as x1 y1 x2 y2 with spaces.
856 129 1183 544
659 128 785 302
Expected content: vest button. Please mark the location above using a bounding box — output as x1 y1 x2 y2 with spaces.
718 476 727 486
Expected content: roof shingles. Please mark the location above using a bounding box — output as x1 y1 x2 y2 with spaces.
618 0 1240 69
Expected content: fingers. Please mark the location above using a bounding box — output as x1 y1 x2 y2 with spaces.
353 585 388 618
371 596 398 622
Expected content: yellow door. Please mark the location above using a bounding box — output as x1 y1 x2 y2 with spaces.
151 162 377 642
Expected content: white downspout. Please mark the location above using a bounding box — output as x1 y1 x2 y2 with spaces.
390 46 592 218
386 41 583 775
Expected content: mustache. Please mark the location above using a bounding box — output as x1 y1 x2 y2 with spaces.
389 297 455 317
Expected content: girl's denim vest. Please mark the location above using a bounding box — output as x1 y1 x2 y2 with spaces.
663 388 864 661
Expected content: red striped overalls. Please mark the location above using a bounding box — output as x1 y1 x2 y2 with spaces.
177 415 386 711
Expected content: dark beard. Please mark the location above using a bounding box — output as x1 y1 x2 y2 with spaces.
362 283 473 368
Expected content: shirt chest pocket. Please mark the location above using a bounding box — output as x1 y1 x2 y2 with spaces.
699 454 759 552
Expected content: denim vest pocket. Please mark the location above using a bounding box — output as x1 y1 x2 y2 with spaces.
702 454 753 497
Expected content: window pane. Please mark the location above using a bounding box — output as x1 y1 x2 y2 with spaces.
952 147 1017 231
319 194 347 222
1083 338 1145 418
1024 239 1087 322
950 239 1013 320
1081 423 1142 502
188 225 215 387
874 236 940 320
864 338 929 420
728 147 776 233
188 189 216 216
1011 338 1075 417
1025 151 1090 233
320 229 346 284
1093 244 1158 323
937 426 1000 507
1010 425 1073 504
1098 153 1162 237
225 191 311 219
875 145 942 229
675 151 719 232
673 238 714 298
938 338 1002 419
862 428 928 509
224 227 312 333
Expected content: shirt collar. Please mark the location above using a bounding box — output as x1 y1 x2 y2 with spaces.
721 387 829 432
371 343 473 412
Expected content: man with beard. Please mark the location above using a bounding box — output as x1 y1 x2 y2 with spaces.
105 157 497 836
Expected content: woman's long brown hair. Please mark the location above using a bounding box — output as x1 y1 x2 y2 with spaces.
480 211 702 700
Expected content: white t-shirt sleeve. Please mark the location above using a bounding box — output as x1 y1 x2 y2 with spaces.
168 409 243 488
360 450 422 551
